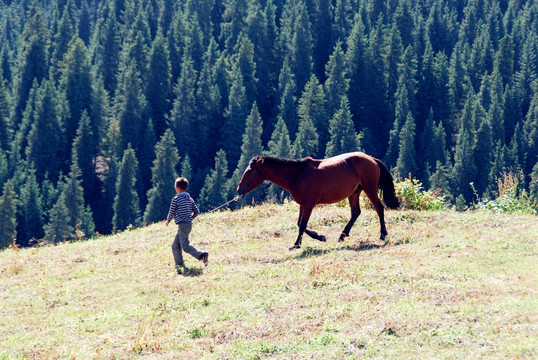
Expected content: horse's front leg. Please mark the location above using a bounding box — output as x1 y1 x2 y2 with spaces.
290 204 315 250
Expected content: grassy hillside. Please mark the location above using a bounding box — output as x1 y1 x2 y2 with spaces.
1 202 537 359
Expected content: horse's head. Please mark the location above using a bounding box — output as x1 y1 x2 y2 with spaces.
237 156 265 197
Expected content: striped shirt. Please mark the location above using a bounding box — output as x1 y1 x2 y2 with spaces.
167 192 200 224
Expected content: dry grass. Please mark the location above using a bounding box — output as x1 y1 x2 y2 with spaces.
1 202 537 359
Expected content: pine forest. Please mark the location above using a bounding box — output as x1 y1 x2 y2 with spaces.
0 0 537 247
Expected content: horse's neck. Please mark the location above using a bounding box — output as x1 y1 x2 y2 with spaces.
262 162 301 192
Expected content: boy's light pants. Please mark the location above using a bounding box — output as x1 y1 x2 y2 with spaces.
172 222 202 266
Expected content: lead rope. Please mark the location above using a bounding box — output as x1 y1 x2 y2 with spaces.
207 164 264 213
207 196 241 213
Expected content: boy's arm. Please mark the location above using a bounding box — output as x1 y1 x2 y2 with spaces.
166 197 177 225
192 200 200 219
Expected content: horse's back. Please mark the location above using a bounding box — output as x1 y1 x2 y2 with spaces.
319 152 378 171
296 152 378 204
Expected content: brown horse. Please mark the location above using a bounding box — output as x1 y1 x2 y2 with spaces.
237 152 399 250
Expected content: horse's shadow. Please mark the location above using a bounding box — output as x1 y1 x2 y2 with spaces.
182 267 204 277
268 241 393 263
296 242 384 259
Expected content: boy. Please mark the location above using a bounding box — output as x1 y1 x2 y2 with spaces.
165 177 208 273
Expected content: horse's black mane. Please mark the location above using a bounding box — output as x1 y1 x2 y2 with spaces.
249 155 310 167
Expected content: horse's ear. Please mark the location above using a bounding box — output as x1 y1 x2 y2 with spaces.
256 156 264 165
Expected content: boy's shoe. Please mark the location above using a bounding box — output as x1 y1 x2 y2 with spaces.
176 265 186 274
200 252 209 267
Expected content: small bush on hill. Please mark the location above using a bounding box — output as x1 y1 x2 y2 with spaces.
472 172 538 215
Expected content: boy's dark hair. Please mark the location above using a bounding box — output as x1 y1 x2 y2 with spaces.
175 177 189 190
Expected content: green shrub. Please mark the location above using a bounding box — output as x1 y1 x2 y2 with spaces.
394 177 447 211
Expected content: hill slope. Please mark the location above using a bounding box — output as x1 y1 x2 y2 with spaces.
1 203 537 359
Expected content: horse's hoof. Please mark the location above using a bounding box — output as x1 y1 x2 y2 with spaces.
338 237 344 243
320 235 326 242
289 245 301 251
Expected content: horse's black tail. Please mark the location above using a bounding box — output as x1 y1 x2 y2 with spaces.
375 159 400 209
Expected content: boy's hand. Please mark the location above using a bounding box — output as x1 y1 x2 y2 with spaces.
165 220 170 227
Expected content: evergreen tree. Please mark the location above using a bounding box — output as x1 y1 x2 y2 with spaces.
487 69 506 144
230 103 264 203
418 109 436 177
468 24 494 90
25 80 65 182
91 2 121 94
114 60 150 154
199 149 229 212
297 74 327 151
119 9 151 81
16 168 44 247
232 35 258 106
383 25 404 114
71 111 97 207
385 77 410 167
346 13 368 128
266 116 292 201
221 69 249 169
139 120 157 208
293 113 319 159
78 0 92 45
290 2 314 94
429 161 452 201
489 141 509 191
40 175 60 226
324 41 349 120
452 99 477 202
59 38 94 141
246 1 276 120
325 96 361 158
0 72 11 150
494 34 515 86
530 162 538 200
90 75 110 147
113 146 141 232
12 4 49 126
448 41 471 127
44 194 73 243
144 130 179 225
62 153 94 239
513 34 537 119
0 148 7 187
194 38 222 169
168 53 197 157
509 121 525 173
276 57 298 138
232 103 264 178
0 180 17 249
220 0 248 51
474 113 493 196
267 117 292 159
50 0 76 83
181 155 193 183
524 91 538 175
395 112 417 178
146 30 171 138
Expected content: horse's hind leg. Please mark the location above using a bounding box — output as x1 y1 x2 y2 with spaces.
363 183 388 240
338 190 362 242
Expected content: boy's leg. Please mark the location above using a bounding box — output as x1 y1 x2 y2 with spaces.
178 223 203 260
172 227 184 267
